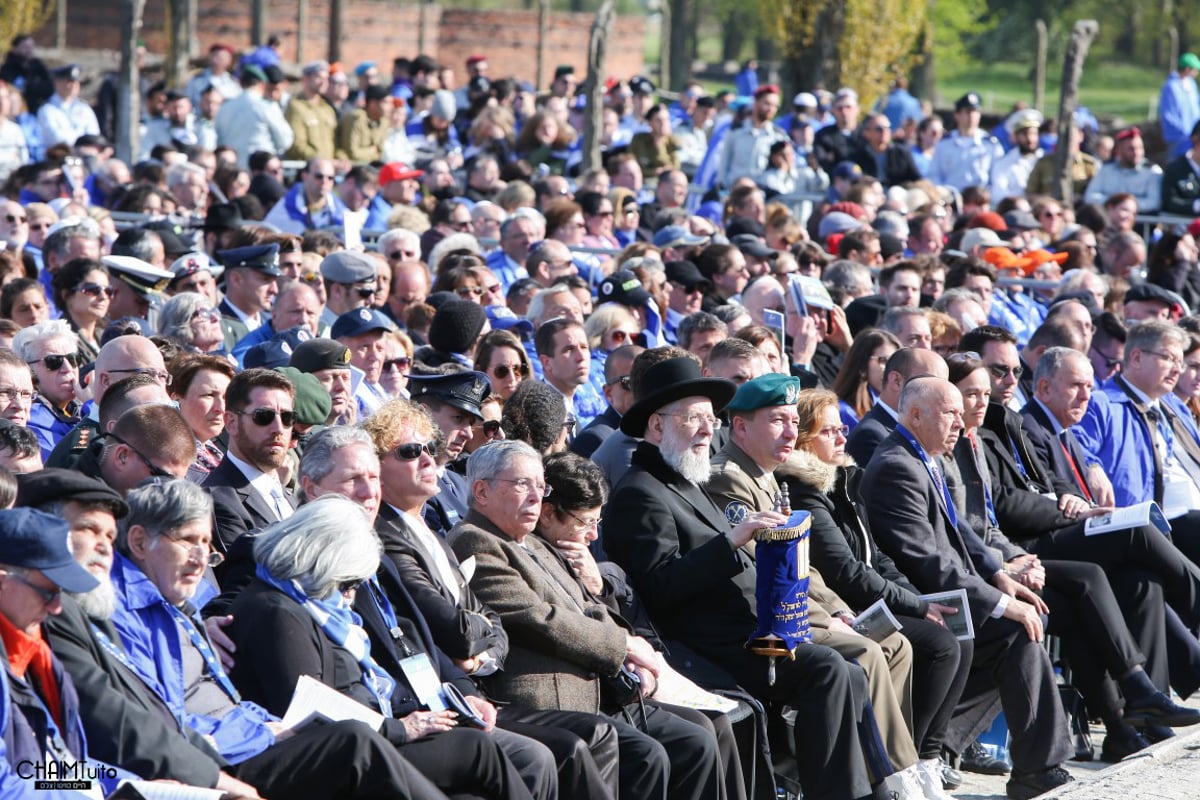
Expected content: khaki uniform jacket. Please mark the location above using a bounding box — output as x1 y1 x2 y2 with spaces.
284 94 338 160
337 109 388 164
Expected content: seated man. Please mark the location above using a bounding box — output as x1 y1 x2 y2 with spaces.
603 354 872 800
860 376 1075 800
450 439 726 800
845 347 948 466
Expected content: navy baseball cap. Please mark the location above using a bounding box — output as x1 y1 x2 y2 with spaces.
0 508 98 594
331 307 397 339
485 305 534 334
217 244 282 277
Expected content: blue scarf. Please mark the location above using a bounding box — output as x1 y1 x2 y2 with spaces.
255 563 395 714
281 183 347 231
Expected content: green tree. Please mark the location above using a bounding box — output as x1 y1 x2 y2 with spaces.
0 0 55 48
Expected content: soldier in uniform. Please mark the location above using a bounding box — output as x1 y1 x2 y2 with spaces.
928 93 1004 193
409 371 492 535
101 254 175 322
706 373 933 800
1025 123 1099 200
216 243 283 338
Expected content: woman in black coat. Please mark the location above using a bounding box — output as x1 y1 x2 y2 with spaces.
779 388 968 795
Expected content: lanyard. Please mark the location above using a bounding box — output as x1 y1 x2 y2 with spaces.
897 424 957 529
166 604 241 703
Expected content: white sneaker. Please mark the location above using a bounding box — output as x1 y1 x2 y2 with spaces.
884 765 927 800
916 758 956 800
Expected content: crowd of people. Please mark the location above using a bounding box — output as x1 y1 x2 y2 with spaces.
3 27 1200 800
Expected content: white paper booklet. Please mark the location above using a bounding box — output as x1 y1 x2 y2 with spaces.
279 674 385 733
1084 501 1170 536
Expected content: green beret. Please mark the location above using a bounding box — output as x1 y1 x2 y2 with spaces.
724 374 803 413
275 367 333 426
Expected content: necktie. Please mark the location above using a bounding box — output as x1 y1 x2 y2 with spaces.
269 485 292 521
1058 431 1094 502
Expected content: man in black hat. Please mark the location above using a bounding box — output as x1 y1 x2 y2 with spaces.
38 62 100 148
290 338 355 425
603 352 873 800
217 243 282 336
663 260 710 344
409 371 491 535
928 92 1003 193
202 203 244 259
1123 283 1179 324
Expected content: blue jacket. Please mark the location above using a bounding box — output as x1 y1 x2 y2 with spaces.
109 553 276 765
1160 71 1200 157
1072 379 1156 506
27 399 78 463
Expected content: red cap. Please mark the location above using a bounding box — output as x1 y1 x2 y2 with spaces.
466 54 487 66
825 232 845 256
829 201 868 221
1115 126 1142 142
966 211 1008 232
754 84 781 98
378 163 424 185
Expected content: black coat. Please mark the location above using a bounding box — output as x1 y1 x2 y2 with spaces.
202 456 296 553
844 403 897 466
850 143 923 187
1020 400 1093 500
779 452 928 618
570 405 621 459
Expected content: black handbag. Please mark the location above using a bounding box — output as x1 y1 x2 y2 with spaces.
1059 685 1094 762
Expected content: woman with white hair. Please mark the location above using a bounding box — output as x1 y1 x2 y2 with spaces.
226 495 535 800
12 318 81 459
157 291 225 354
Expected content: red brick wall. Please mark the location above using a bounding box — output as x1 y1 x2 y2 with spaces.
36 1 645 89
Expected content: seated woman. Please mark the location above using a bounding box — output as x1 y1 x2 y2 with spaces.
157 292 228 355
50 257 111 364
780 388 964 797
0 277 50 329
226 494 534 800
168 354 235 480
830 329 900 432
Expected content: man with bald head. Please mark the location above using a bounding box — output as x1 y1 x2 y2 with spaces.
845 347 948 466
46 335 169 468
740 276 784 329
861 376 1075 799
571 344 643 458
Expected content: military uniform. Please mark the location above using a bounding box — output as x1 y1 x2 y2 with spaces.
1161 152 1200 216
45 417 101 471
1025 152 1100 199
285 93 339 161
929 130 1003 192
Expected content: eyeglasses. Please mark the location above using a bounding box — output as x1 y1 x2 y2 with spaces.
107 432 175 478
299 270 322 284
608 330 639 346
482 283 502 295
75 282 115 299
476 419 504 438
4 214 26 224
0 385 33 404
387 441 438 461
340 282 377 299
456 285 484 297
382 356 411 371
816 425 849 439
563 414 577 435
162 534 225 567
235 407 297 427
606 374 632 390
109 367 172 386
311 173 336 181
27 352 81 371
492 476 549 497
191 307 221 323
657 411 722 430
338 579 364 594
1091 347 1122 369
986 363 1024 379
492 363 529 380
1143 349 1185 369
9 571 61 605
564 508 601 532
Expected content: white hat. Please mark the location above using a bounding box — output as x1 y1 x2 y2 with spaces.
792 92 817 108
960 228 1006 253
101 255 175 295
1005 109 1043 136
169 251 224 282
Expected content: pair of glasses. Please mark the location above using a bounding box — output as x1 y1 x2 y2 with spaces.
563 414 577 434
312 173 336 181
109 367 172 385
987 363 1024 379
0 386 33 404
492 363 529 380
4 214 26 224
75 282 115 298
9 571 61 605
564 508 601 532
1091 347 1121 369
816 425 850 439
345 285 377 299
191 307 221 323
162 534 225 568
388 441 437 461
235 407 296 427
606 375 632 390
28 352 81 371
383 356 411 371
456 286 484 297
493 476 550 497
299 271 322 284
108 432 174 478
1143 349 1185 369
476 419 503 438
657 411 722 430
338 579 364 594
608 330 639 346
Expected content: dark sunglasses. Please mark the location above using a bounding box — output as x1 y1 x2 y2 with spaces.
563 414 577 434
75 282 115 298
987 363 1024 379
383 356 411 371
338 579 364 593
606 374 632 390
478 419 503 437
387 441 438 461
28 352 81 371
492 363 529 380
108 432 174 478
343 284 377 299
236 407 296 427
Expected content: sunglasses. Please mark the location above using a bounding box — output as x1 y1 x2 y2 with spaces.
108 432 174 478
608 330 639 346
191 307 221 323
606 375 632 390
236 407 296 427
986 363 1024 379
388 441 438 461
563 414 577 435
75 282 115 298
383 356 411 371
340 283 377 299
456 286 484 297
492 363 529 380
9 571 61 605
28 352 81 370
477 419 503 437
338 579 364 594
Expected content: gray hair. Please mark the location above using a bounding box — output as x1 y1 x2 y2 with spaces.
466 439 541 486
1127 319 1187 356
932 287 983 313
525 286 576 328
253 495 380 599
1033 346 1091 387
117 479 214 554
880 306 928 335
583 302 638 350
166 161 206 190
299 425 379 486
44 218 101 261
678 311 727 350
12 319 77 362
157 292 209 343
376 228 421 257
822 259 874 297
428 233 482 276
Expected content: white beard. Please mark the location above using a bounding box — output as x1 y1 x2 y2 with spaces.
659 425 712 485
72 576 117 621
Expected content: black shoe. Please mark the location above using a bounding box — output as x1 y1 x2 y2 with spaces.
1124 691 1200 727
1141 723 1176 744
939 757 962 791
961 740 1011 775
1006 766 1074 800
1100 724 1151 763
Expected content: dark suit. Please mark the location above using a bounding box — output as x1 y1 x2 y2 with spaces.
845 402 898 466
424 467 470 536
202 456 296 553
850 142 923 187
861 430 1073 772
571 404 621 459
604 441 871 800
44 596 449 798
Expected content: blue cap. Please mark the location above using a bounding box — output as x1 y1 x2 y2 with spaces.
244 326 314 369
332 307 397 339
408 371 491 418
217 244 282 277
724 374 804 413
653 224 709 249
832 161 862 181
485 305 534 334
0 508 99 593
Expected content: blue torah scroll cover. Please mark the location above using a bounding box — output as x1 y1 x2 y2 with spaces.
747 510 813 658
